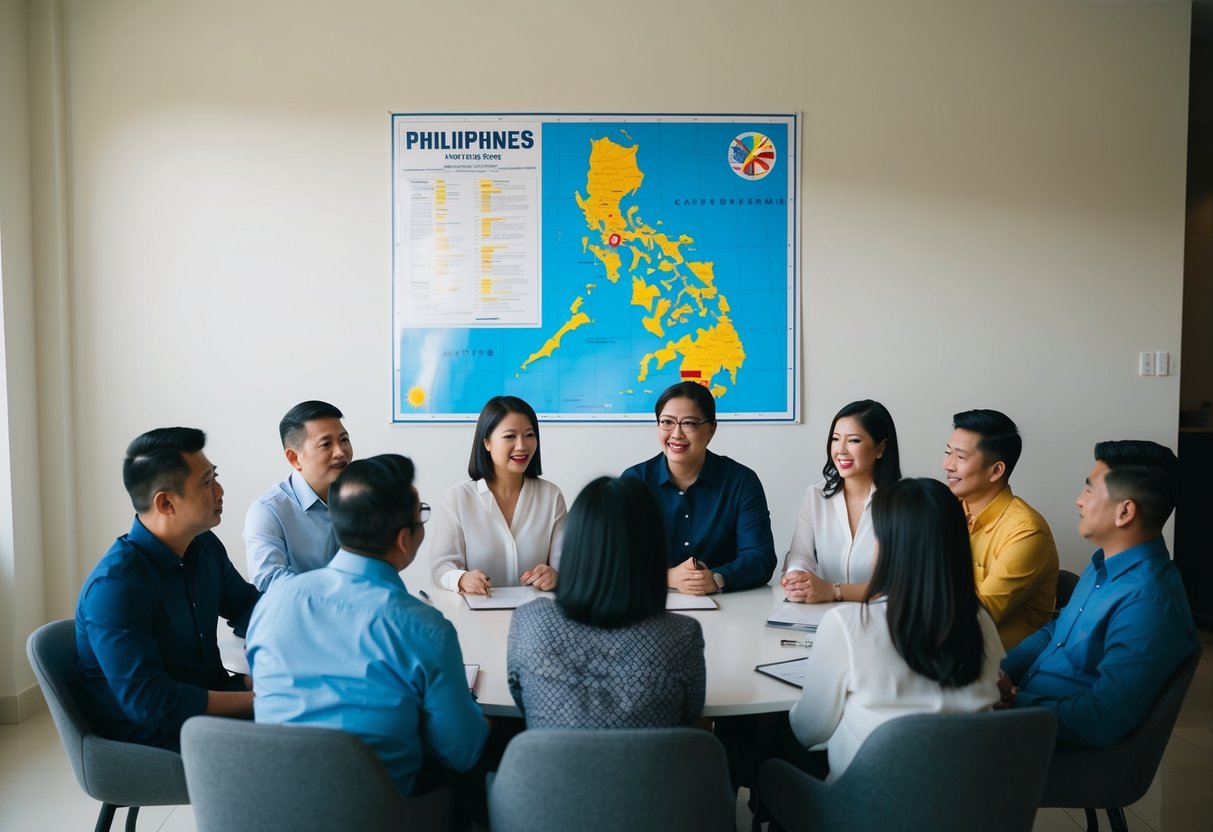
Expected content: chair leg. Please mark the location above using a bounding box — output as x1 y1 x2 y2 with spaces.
94 803 118 832
124 806 141 832
1105 807 1129 832
1083 807 1099 831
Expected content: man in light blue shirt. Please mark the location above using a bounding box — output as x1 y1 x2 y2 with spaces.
244 400 352 591
1001 440 1197 747
246 453 488 797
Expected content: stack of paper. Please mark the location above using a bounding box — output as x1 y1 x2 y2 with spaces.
765 601 849 632
462 586 552 610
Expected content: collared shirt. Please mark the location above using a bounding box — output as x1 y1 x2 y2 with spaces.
1003 537 1197 747
964 488 1059 649
244 471 339 592
247 550 488 796
428 477 567 592
75 518 260 750
783 482 876 584
622 450 777 591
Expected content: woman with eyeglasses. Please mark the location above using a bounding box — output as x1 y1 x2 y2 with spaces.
781 400 901 604
622 381 777 594
430 395 567 594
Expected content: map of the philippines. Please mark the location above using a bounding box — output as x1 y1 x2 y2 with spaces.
520 136 746 400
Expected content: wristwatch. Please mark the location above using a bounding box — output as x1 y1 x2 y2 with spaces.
712 572 725 593
832 582 843 602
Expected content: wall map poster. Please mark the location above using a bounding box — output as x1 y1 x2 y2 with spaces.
391 113 798 421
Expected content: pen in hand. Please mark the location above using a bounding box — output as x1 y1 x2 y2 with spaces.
780 639 812 648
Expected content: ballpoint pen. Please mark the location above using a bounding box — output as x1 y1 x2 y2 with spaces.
780 639 812 648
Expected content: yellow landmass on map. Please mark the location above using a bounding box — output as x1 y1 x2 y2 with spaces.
642 298 672 338
638 317 746 392
574 138 644 236
588 244 623 283
521 297 590 370
628 246 651 271
630 277 660 312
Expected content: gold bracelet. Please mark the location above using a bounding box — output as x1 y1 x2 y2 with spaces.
832 582 842 602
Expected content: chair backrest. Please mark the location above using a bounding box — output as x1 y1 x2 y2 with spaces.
775 709 1057 832
1055 569 1080 613
1041 645 1202 808
488 727 735 832
181 716 449 832
26 619 95 790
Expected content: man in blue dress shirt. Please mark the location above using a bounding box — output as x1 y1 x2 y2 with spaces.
244 400 352 591
1000 440 1197 746
75 428 261 750
246 454 488 797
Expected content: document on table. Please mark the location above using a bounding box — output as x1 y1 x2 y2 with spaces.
465 664 479 693
765 601 850 631
665 592 719 610
462 585 553 610
755 657 810 689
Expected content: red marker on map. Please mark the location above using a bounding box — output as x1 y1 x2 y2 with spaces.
608 233 621 247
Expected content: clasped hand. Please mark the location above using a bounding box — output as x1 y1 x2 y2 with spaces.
781 569 830 603
667 557 718 596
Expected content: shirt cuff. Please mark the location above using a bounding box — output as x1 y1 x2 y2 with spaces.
439 568 466 592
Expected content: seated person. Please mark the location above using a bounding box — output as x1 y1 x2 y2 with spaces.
244 400 352 591
247 454 488 796
507 476 706 728
781 399 901 603
787 478 1002 781
943 409 1058 648
1000 441 1198 747
623 381 777 594
75 427 260 750
430 395 566 594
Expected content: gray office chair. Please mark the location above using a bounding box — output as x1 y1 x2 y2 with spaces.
25 619 189 832
1040 646 1202 832
759 708 1057 832
1055 569 1081 615
488 727 735 832
180 716 452 831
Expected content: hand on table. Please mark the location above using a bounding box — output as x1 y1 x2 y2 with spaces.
520 563 558 592
458 570 493 595
781 569 832 603
668 557 718 596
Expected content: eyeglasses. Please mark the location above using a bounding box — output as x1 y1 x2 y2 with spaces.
407 503 431 531
657 418 709 433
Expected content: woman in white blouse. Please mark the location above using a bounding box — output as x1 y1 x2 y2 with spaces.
785 477 1003 782
430 396 567 594
781 399 900 603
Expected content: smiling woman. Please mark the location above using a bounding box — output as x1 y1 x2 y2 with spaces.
429 396 568 594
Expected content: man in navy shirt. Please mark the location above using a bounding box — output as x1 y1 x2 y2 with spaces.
75 427 261 750
1000 440 1197 746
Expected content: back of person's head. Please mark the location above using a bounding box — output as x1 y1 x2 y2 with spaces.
468 395 543 481
866 478 985 687
123 427 207 513
821 399 901 497
654 381 717 424
951 409 1022 481
279 400 344 449
557 477 667 628
329 454 418 557
1094 440 1180 532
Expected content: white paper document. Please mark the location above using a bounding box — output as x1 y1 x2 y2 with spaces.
755 657 810 688
464 664 479 693
462 585 552 610
765 601 850 631
665 592 719 611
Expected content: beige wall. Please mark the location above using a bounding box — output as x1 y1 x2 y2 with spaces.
0 0 1192 705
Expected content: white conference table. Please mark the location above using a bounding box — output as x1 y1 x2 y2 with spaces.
221 579 811 718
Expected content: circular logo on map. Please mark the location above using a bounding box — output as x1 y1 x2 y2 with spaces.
728 132 776 180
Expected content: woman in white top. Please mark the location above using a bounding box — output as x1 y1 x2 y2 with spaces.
786 477 1003 782
430 396 567 594
781 399 900 603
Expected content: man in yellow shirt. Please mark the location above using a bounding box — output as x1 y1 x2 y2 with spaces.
943 409 1058 648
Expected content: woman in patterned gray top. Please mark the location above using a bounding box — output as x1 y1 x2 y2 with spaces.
507 476 706 728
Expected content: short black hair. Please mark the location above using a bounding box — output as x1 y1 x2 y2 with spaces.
122 427 207 513
468 396 542 482
654 381 717 424
1094 440 1180 532
279 400 344 449
557 477 668 629
866 478 986 688
952 409 1022 481
329 454 419 557
822 400 901 498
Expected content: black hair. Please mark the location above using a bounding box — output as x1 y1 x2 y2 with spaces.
329 454 419 557
122 427 207 513
279 400 344 449
1093 440 1181 532
556 477 668 629
654 381 717 424
952 409 1022 481
865 478 986 688
821 400 901 498
468 396 542 482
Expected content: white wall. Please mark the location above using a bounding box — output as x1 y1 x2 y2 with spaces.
0 0 1192 701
